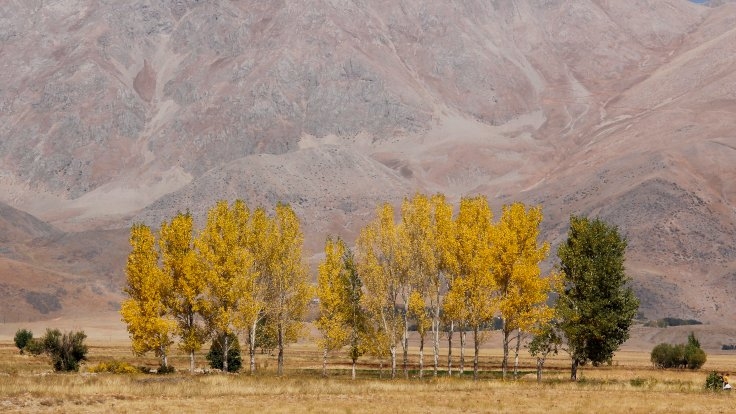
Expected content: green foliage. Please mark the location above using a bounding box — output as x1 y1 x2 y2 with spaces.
705 371 724 391
156 364 176 374
37 329 89 372
643 317 702 328
206 333 242 372
24 338 45 356
684 345 706 370
529 323 562 359
650 343 685 368
14 329 33 354
651 333 706 370
557 216 639 379
88 361 139 374
255 314 279 355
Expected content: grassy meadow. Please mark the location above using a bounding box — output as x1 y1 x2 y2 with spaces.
0 338 734 413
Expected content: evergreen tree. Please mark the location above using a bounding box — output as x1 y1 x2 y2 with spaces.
206 333 242 372
557 216 639 380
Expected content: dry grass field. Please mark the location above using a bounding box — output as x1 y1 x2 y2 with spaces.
0 339 734 413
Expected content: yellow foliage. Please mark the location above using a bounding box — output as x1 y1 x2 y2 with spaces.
357 203 407 367
491 203 556 334
316 238 350 352
445 196 496 331
159 212 207 356
120 224 175 361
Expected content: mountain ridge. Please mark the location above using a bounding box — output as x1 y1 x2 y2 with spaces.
0 0 734 325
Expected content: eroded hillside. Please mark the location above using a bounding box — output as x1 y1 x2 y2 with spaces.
0 0 734 324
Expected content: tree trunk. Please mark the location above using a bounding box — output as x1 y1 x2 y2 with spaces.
161 348 168 369
513 328 521 379
447 321 454 376
352 358 357 380
222 334 229 372
249 322 257 374
571 358 579 381
419 334 424 379
277 324 284 376
536 358 543 383
460 329 466 375
322 348 328 377
390 345 397 379
433 284 441 377
189 350 195 373
472 326 479 381
502 326 510 380
403 305 409 379
379 359 384 379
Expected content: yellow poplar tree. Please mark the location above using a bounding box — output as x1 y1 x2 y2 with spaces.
264 203 311 376
316 237 368 379
399 193 435 379
121 224 175 368
430 193 458 376
490 202 558 379
357 203 408 379
196 200 255 372
316 237 351 376
446 196 496 380
240 205 270 374
159 212 207 373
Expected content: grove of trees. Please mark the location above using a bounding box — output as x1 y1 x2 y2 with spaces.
121 194 639 381
651 333 707 369
121 200 311 374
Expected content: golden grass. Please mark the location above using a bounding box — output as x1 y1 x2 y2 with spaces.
0 342 733 413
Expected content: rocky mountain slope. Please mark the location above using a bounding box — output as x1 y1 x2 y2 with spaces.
0 0 734 326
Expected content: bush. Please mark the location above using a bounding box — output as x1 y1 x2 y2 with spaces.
650 343 684 368
206 333 242 372
37 329 88 372
705 371 724 391
157 364 176 374
684 344 707 369
651 332 706 370
24 338 45 356
88 361 139 374
14 329 33 354
644 317 702 328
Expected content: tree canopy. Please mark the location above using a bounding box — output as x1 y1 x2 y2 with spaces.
557 216 639 380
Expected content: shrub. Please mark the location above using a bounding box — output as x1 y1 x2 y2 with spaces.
644 317 702 328
157 364 176 374
38 329 88 372
88 361 138 374
651 333 706 370
24 338 45 356
206 333 242 372
650 343 684 368
705 371 724 391
14 329 33 354
684 344 707 369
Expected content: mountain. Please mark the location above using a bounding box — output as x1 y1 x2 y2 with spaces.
0 0 735 324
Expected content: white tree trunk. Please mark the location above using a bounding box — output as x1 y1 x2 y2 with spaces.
447 321 454 376
322 348 328 377
249 321 257 374
460 329 466 375
419 334 425 379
